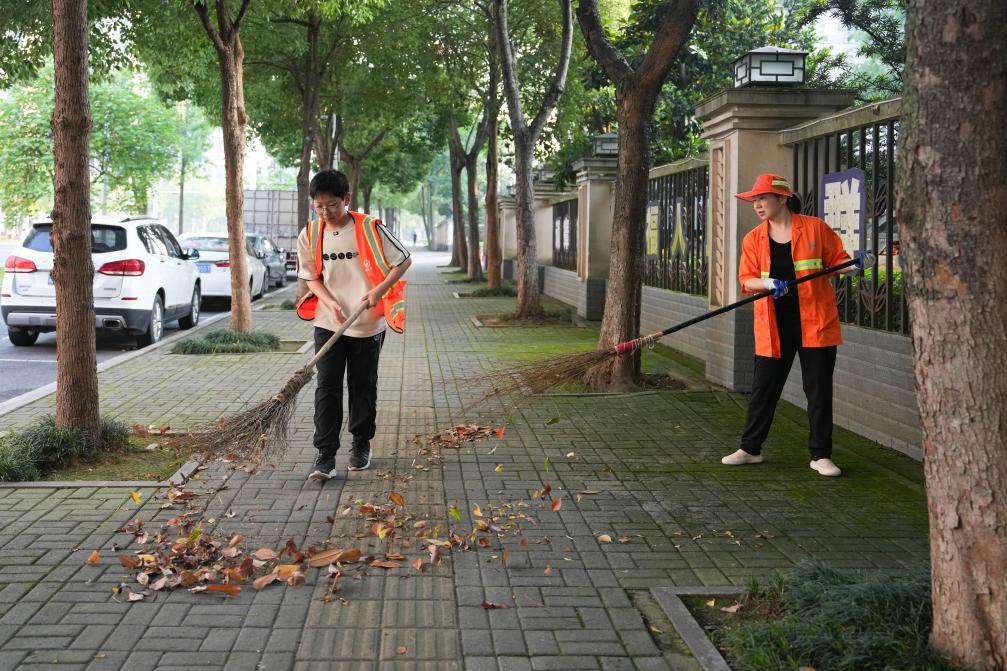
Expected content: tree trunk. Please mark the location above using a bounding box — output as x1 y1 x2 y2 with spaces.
50 0 100 440
364 183 373 215
485 114 501 289
900 1 1007 668
178 154 186 235
511 133 542 318
585 98 651 390
219 39 252 332
449 150 468 270
465 152 484 280
346 158 361 211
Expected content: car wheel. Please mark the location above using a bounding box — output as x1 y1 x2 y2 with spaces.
8 328 39 347
137 295 164 347
178 285 201 330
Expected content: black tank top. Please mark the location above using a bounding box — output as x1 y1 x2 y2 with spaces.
769 238 802 346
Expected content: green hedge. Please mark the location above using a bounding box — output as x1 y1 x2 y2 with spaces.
172 329 281 354
0 415 131 482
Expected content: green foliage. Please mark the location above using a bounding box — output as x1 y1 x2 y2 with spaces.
172 329 282 354
0 415 131 482
0 65 211 220
470 285 518 298
721 561 957 671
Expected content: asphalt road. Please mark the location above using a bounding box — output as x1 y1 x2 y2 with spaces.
0 240 286 404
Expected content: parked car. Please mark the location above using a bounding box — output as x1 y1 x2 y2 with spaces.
246 234 287 288
178 233 267 303
1 217 201 347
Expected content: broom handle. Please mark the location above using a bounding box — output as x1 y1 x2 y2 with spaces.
616 258 859 354
304 301 371 370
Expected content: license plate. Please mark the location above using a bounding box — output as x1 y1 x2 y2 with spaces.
197 264 211 273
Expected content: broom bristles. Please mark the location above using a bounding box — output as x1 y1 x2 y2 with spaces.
173 367 315 460
478 347 618 401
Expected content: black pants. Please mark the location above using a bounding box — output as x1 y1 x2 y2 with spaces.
313 327 385 456
740 339 837 460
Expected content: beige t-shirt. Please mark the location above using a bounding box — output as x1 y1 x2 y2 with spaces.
296 218 409 337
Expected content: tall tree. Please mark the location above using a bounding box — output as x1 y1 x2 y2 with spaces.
447 111 470 270
485 111 502 288
192 0 254 333
576 0 698 390
50 0 99 439
493 0 574 318
899 0 1007 667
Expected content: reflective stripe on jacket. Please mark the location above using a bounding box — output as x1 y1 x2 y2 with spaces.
738 214 850 358
306 211 407 333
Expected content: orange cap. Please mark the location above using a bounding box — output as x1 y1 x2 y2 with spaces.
735 173 794 202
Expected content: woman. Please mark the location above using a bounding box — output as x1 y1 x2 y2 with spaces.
720 174 872 477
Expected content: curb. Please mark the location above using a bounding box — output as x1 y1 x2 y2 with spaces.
0 459 202 490
651 586 741 671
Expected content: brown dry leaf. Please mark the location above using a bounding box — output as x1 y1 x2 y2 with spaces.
388 491 405 507
496 426 505 440
550 498 562 513
472 504 483 517
308 548 362 568
384 552 406 561
118 555 141 569
369 560 402 569
228 534 243 548
253 573 278 590
480 600 508 609
597 534 613 543
252 548 278 561
398 646 408 655
150 577 168 591
222 568 244 583
86 550 100 564
127 591 144 602
519 538 529 548
286 572 306 586
200 584 242 596
721 604 742 614
274 564 302 580
544 566 553 575
132 424 149 437
411 558 423 571
798 668 817 671
501 549 509 566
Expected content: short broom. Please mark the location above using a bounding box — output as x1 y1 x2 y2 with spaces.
176 302 370 458
482 257 862 399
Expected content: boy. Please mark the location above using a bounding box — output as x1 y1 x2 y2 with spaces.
297 170 411 480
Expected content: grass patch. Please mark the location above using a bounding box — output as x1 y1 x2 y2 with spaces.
688 561 957 671
172 329 281 354
476 309 579 327
469 285 518 298
0 415 131 482
260 299 297 311
42 435 198 482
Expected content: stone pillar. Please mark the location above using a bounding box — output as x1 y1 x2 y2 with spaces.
497 194 518 280
572 156 618 320
532 178 565 266
697 88 855 391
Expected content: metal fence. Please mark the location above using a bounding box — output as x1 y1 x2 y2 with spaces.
643 160 709 296
785 99 906 334
552 198 578 271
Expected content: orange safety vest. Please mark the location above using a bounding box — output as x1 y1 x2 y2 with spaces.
305 211 406 333
738 213 851 358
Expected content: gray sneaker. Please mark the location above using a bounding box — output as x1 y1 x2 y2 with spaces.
308 453 338 481
347 442 371 471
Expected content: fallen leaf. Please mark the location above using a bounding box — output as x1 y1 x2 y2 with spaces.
388 492 405 507
550 498 562 512
472 504 482 517
369 560 402 569
274 564 302 579
132 424 149 437
198 584 242 596
308 548 362 568
597 534 613 543
411 558 423 571
252 548 278 561
721 604 742 614
130 491 142 505
86 550 100 564
543 457 551 472
253 573 278 590
544 566 553 575
705 599 716 607
127 591 144 602
448 505 462 521
398 646 408 655
494 464 504 473
565 452 575 459
496 426 505 440
519 538 529 548
501 549 509 566
545 417 560 425
118 555 141 569
480 600 508 609
228 534 243 548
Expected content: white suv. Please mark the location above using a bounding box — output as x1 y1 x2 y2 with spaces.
1 216 201 347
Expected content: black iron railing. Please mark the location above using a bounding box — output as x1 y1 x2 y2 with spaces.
643 163 709 296
552 198 577 271
790 111 906 334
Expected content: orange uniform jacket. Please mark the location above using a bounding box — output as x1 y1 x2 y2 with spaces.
738 214 850 358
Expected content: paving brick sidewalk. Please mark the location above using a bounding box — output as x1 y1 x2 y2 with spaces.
0 252 929 671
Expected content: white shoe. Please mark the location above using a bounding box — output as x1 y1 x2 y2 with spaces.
721 449 763 465
810 458 841 477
